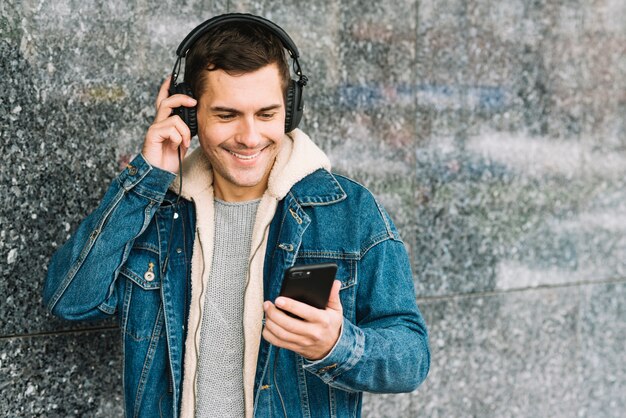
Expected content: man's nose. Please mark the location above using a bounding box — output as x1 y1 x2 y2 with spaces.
236 117 262 148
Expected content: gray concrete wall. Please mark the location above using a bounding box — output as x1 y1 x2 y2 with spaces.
1 0 624 416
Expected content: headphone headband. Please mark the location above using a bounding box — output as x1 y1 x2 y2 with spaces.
176 13 300 60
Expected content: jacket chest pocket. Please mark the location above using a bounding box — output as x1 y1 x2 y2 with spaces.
293 255 358 322
120 246 163 341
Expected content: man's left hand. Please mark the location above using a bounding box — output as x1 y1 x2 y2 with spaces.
262 280 343 361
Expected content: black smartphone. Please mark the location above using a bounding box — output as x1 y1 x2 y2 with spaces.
278 263 338 316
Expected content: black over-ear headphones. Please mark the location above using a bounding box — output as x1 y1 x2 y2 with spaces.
169 13 308 136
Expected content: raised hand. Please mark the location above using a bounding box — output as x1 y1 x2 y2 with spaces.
142 77 197 173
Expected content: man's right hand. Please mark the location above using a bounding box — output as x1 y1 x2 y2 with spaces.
142 77 197 173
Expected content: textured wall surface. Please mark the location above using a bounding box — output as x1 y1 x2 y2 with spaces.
1 0 624 417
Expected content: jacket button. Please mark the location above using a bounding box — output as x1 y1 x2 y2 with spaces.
144 262 155 281
127 165 138 176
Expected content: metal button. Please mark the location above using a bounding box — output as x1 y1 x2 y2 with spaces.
127 165 138 175
144 262 155 282
176 248 182 254
173 212 179 219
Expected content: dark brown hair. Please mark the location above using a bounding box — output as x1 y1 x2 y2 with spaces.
183 21 291 100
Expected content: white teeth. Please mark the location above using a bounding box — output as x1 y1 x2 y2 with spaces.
228 150 260 160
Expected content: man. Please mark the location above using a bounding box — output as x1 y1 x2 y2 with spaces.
43 13 429 418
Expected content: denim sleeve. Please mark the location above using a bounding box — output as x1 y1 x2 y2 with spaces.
42 154 176 321
302 239 431 393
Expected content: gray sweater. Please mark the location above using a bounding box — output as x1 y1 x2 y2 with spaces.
195 198 260 418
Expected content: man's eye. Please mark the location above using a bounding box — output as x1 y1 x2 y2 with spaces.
217 114 235 121
259 113 276 119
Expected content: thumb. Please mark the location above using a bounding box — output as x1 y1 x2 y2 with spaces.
326 280 343 312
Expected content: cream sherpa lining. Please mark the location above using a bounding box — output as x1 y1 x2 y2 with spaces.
172 129 331 418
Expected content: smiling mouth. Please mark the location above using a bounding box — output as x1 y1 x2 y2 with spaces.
228 150 261 160
226 145 269 161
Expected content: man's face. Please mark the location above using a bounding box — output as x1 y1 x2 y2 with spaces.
196 63 286 202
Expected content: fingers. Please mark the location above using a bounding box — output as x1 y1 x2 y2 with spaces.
155 94 197 123
154 77 197 122
263 325 313 355
141 78 197 172
146 114 192 148
263 299 335 343
142 113 193 172
263 310 304 345
275 296 324 322
173 115 193 148
262 326 301 354
262 302 320 347
264 301 310 333
326 280 343 312
262 299 342 360
155 77 172 110
271 281 343 321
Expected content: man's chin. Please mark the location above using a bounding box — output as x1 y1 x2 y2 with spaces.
213 169 269 195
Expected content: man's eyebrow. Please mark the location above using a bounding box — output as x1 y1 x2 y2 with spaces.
258 104 282 112
209 104 282 113
210 106 242 114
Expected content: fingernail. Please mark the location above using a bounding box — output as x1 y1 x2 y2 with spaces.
275 297 285 308
263 301 270 310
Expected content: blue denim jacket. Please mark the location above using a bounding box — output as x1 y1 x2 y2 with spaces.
43 153 430 418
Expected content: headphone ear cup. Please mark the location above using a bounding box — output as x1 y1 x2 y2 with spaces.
172 82 198 137
284 79 303 133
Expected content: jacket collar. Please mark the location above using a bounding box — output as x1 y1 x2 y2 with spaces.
172 129 342 204
288 168 346 206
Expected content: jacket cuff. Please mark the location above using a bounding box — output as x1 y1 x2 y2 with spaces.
118 154 176 201
302 318 365 383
